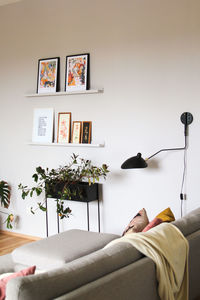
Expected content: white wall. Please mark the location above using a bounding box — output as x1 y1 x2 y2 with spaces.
0 0 200 237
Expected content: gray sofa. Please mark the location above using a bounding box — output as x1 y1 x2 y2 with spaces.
0 207 200 300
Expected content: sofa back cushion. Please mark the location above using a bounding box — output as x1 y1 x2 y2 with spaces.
172 207 200 237
187 230 200 300
7 242 142 300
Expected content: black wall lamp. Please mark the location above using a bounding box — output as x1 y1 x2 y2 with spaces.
121 112 193 169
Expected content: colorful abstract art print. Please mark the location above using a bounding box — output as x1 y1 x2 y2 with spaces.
37 57 60 94
65 54 89 92
71 121 82 144
57 112 71 143
81 121 92 144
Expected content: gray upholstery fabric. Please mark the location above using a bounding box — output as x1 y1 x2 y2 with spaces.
187 230 200 300
172 207 200 236
12 229 119 270
0 254 15 273
6 242 142 300
14 263 33 272
55 257 160 300
3 208 200 300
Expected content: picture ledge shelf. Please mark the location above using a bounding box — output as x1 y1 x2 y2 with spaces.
28 142 105 148
25 89 103 97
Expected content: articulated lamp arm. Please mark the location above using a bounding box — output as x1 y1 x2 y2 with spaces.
146 135 187 161
121 112 193 169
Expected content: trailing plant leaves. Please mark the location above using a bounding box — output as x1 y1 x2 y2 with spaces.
56 199 72 219
5 214 13 229
36 188 42 196
38 202 46 212
30 207 35 214
32 173 38 182
18 154 109 219
22 190 29 199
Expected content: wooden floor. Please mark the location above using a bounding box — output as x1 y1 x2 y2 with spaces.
0 232 38 256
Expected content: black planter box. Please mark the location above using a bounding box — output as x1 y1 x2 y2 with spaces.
46 182 99 202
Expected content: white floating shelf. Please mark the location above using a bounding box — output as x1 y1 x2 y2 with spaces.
25 89 103 97
28 142 105 148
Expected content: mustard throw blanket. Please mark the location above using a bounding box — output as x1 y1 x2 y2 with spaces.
105 223 188 300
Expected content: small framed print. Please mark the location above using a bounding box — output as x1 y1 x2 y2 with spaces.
32 108 54 143
57 112 71 143
71 121 82 144
37 57 60 94
65 53 89 92
81 121 92 144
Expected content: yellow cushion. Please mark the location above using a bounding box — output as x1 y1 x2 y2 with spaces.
156 207 175 222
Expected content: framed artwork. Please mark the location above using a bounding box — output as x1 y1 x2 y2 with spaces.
65 53 89 92
71 121 82 144
81 121 92 144
32 108 54 143
37 57 60 94
57 112 71 143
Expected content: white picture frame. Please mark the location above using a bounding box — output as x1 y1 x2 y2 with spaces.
32 108 54 143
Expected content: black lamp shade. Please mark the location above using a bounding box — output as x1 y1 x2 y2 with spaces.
121 153 148 169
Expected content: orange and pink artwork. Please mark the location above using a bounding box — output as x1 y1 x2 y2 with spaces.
37 57 59 94
65 54 89 91
57 113 71 143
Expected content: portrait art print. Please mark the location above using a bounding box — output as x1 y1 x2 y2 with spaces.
81 121 92 144
57 112 71 143
65 54 89 92
71 121 82 144
37 57 60 94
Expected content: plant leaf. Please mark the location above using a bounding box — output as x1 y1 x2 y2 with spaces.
0 181 10 208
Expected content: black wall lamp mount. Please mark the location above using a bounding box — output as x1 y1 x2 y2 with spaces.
121 112 193 169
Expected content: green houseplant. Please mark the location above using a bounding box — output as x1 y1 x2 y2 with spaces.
18 154 109 219
0 181 14 229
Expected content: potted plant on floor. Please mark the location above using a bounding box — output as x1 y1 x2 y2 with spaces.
18 154 109 219
0 181 14 229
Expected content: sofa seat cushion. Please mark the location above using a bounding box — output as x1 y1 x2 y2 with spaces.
11 229 119 270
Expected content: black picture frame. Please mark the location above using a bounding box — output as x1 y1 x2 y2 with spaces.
37 57 60 94
65 53 90 92
81 121 92 144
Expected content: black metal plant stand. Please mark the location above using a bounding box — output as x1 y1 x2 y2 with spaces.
45 183 100 237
